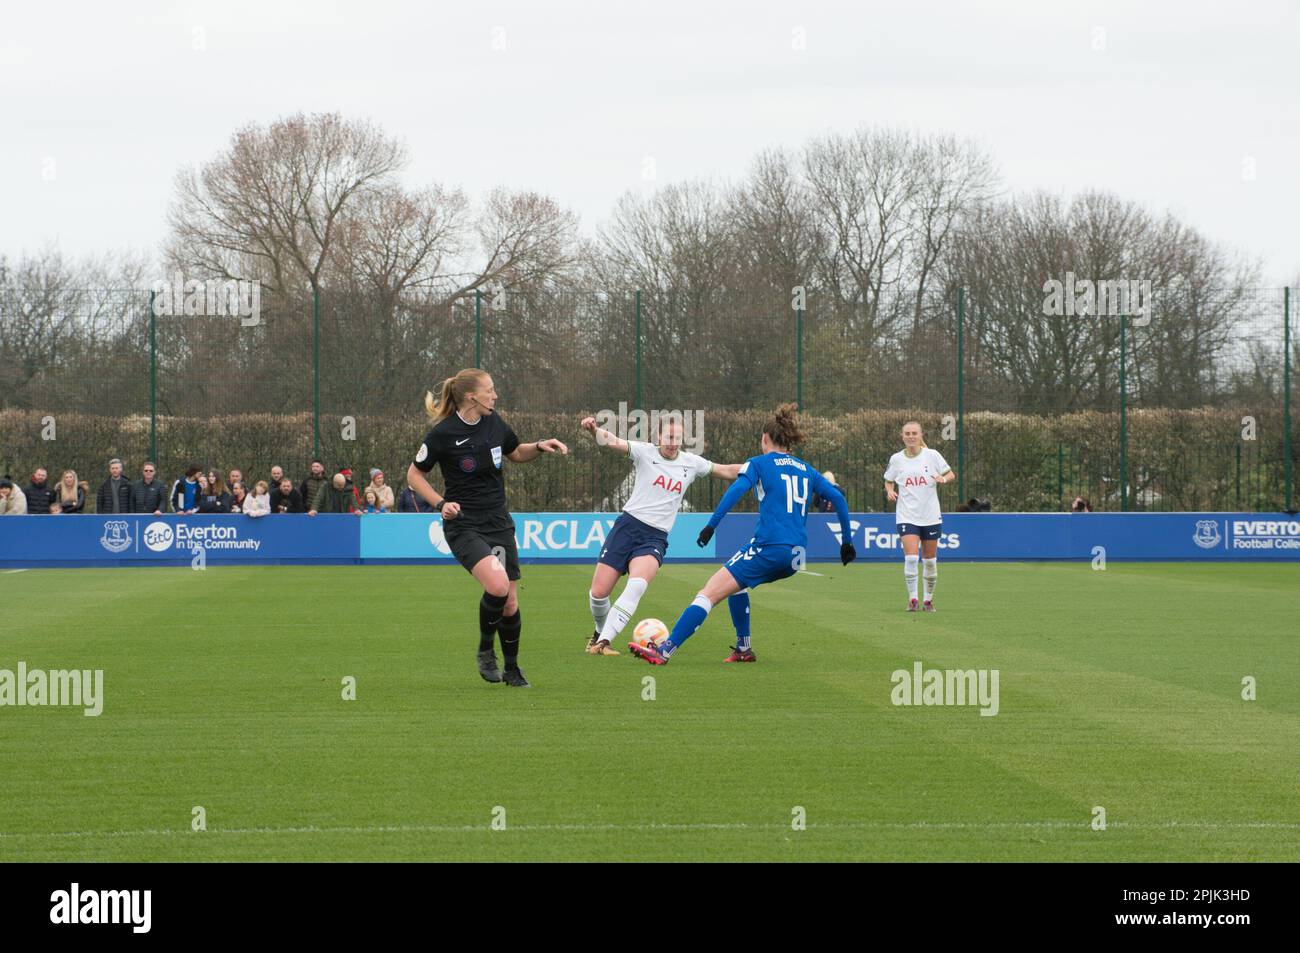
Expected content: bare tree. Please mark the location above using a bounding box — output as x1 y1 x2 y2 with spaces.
906 134 999 330
166 112 408 296
945 191 1257 413
804 128 918 320
728 148 822 295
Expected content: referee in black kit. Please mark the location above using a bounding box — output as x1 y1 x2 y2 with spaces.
406 368 569 687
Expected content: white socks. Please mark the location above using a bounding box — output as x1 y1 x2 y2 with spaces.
589 592 610 632
922 558 937 602
600 576 649 642
903 554 920 601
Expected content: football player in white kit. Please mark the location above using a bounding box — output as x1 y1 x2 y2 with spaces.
579 413 742 654
883 421 956 612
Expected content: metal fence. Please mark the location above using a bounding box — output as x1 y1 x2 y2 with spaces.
1 285 1293 513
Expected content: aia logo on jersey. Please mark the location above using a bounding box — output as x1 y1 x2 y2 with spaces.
902 474 929 487
653 474 683 494
459 455 477 473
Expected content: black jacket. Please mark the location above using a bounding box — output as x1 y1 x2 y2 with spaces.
398 487 435 513
25 480 57 515
56 486 86 514
270 487 305 513
198 490 232 514
97 477 132 514
131 478 167 514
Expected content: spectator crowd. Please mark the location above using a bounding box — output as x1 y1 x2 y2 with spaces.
0 458 433 517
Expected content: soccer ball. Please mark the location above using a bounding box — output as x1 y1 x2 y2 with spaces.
632 618 670 647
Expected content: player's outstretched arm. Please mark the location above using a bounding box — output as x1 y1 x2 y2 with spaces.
710 462 744 480
507 438 569 463
697 462 756 547
579 416 629 453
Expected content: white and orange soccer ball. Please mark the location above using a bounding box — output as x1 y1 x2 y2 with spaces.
631 618 670 648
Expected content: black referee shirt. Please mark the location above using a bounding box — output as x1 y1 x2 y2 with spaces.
413 410 521 513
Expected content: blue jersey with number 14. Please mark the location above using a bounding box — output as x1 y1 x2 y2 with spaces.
706 451 850 548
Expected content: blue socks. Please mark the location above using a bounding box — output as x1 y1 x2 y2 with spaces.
728 591 751 650
662 596 712 658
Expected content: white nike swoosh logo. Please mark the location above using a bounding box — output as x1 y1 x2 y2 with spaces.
456 438 470 446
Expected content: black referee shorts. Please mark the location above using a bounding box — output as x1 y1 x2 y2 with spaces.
442 509 521 581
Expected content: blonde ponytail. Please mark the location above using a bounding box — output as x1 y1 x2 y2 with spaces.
425 368 487 422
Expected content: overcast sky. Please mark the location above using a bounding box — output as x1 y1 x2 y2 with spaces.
2 0 1297 282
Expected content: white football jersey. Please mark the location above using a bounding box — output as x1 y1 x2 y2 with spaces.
622 441 713 531
883 448 951 526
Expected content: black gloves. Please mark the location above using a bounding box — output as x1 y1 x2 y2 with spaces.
697 525 715 548
840 542 857 566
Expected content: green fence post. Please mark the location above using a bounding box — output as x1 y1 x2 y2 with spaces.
635 290 642 410
796 303 803 410
1057 442 1064 510
148 290 157 464
312 287 321 460
1285 287 1292 512
956 288 965 501
1235 441 1241 508
1120 311 1128 512
475 289 482 368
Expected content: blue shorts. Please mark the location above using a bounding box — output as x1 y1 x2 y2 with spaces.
598 512 669 573
723 538 798 590
897 522 942 541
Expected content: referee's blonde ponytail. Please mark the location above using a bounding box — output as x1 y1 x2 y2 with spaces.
426 368 488 422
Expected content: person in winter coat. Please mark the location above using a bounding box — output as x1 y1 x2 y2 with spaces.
308 473 360 515
55 470 86 513
0 479 27 515
130 463 166 515
244 481 271 518
198 474 232 514
270 477 305 513
299 460 328 514
365 468 395 512
397 485 435 512
96 459 132 514
25 468 57 515
171 466 203 514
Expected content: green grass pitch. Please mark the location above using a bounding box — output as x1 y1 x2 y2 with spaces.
1 561 1297 862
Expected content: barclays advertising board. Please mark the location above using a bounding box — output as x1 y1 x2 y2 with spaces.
357 512 714 563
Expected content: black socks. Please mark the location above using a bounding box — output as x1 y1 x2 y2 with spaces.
479 592 508 652
498 609 522 670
